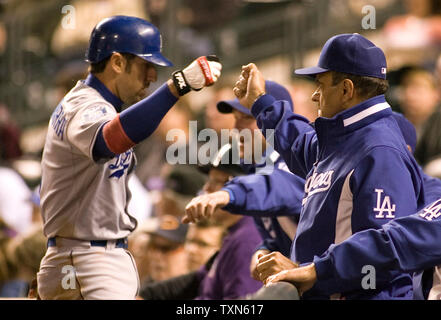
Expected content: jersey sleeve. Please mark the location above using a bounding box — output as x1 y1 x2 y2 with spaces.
66 103 115 159
312 201 441 295
350 146 422 233
221 164 304 218
251 94 316 178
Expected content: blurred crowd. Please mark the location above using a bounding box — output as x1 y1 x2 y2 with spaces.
2 0 441 299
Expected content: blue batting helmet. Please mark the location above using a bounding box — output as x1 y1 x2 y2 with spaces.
85 15 173 67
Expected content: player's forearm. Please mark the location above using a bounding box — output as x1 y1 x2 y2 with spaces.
93 55 221 159
93 83 177 158
113 82 177 146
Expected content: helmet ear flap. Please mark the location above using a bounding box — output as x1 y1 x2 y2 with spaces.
85 15 173 67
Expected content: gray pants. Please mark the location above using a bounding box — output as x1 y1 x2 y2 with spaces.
37 238 139 300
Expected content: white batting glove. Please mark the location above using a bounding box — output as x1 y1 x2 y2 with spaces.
172 55 222 96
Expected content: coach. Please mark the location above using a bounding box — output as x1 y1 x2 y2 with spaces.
234 33 426 299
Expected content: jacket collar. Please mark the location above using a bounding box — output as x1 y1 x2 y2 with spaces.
313 95 392 142
84 73 124 112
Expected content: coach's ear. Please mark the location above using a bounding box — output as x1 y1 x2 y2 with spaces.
341 78 355 104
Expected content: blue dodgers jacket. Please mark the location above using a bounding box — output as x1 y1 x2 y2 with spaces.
221 149 304 257
312 198 441 299
308 175 441 300
251 94 426 299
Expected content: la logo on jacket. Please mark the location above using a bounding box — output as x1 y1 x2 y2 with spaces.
419 199 441 221
374 189 396 219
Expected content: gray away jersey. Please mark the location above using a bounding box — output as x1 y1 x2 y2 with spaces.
40 81 138 240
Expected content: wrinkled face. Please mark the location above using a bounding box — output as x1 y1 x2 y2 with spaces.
311 72 345 118
232 109 266 160
185 224 224 271
116 56 158 104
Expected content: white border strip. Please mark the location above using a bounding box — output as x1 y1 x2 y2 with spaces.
343 102 390 127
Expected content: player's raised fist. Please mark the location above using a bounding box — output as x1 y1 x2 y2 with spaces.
172 55 222 96
233 63 266 109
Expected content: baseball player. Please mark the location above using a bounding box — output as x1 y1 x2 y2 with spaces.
37 15 222 300
183 81 304 282
234 33 427 299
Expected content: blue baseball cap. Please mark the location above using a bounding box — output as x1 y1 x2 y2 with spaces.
217 80 294 115
392 112 417 153
295 33 387 79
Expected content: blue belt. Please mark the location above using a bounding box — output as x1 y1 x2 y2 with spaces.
47 237 128 249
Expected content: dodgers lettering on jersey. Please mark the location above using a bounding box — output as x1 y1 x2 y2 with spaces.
302 169 334 205
40 80 137 240
419 199 441 221
109 151 133 179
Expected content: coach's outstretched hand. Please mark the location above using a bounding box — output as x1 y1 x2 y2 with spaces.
172 55 222 96
265 263 317 296
233 63 266 109
182 190 230 224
